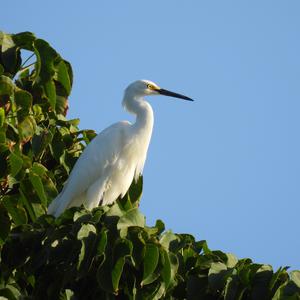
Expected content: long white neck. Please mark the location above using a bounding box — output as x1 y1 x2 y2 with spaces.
122 92 154 135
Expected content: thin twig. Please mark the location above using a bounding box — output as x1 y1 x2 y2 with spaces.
21 53 35 68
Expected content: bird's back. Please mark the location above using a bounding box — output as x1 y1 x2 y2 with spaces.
48 120 149 216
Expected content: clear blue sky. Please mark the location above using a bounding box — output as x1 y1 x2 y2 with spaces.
2 1 300 270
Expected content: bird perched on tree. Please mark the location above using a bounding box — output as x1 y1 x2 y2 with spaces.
48 80 193 217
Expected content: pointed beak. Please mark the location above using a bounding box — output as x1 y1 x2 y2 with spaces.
157 88 194 101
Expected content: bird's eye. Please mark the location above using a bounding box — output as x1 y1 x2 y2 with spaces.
147 84 154 90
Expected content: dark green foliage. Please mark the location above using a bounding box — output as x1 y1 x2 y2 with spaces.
0 31 299 300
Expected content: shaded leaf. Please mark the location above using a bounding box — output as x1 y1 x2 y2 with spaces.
208 262 230 291
0 203 11 245
2 195 27 225
15 89 32 113
18 115 36 142
8 152 23 177
29 170 47 206
0 75 14 95
128 175 143 205
97 229 107 255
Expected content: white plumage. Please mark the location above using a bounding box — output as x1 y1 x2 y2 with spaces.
48 79 193 217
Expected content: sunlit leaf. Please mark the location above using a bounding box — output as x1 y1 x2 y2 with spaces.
226 253 238 268
54 60 71 95
77 223 97 240
160 230 178 250
112 257 125 293
117 208 145 230
291 271 300 289
0 107 5 127
142 243 159 286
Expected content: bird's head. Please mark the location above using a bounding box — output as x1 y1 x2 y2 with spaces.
125 79 193 101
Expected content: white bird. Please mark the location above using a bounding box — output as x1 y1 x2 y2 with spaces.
48 80 193 217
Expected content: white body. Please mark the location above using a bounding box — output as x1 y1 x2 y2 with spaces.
48 81 154 217
48 79 192 217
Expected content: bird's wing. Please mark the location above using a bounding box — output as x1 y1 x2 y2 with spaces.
49 121 132 212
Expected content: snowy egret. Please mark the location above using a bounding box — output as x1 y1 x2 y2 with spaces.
48 80 193 217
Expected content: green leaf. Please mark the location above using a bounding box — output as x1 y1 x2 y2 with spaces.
28 163 49 207
0 107 5 127
29 170 47 207
112 257 125 293
142 243 159 286
226 253 238 268
155 219 165 234
77 223 97 240
208 262 230 291
161 249 172 289
0 287 18 300
224 277 240 300
33 38 58 81
77 224 98 276
0 31 15 52
19 188 36 221
56 95 69 116
15 89 32 113
31 162 47 175
54 60 71 95
0 128 6 143
44 79 56 110
160 230 178 250
8 152 23 177
0 75 14 95
2 195 28 225
0 203 11 245
117 208 145 231
12 31 36 50
60 289 74 300
114 238 133 258
169 252 179 288
97 229 107 255
128 176 143 205
290 271 300 289
0 32 21 76
18 115 36 142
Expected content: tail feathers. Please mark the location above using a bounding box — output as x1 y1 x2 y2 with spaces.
47 192 87 217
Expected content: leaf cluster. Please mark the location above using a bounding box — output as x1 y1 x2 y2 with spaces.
0 31 299 300
0 31 96 243
1 192 300 300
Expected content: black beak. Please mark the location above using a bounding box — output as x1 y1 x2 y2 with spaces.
157 88 194 101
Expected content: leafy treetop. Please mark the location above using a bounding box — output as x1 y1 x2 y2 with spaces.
0 31 299 300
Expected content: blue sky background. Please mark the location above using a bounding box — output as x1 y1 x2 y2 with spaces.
2 1 300 270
